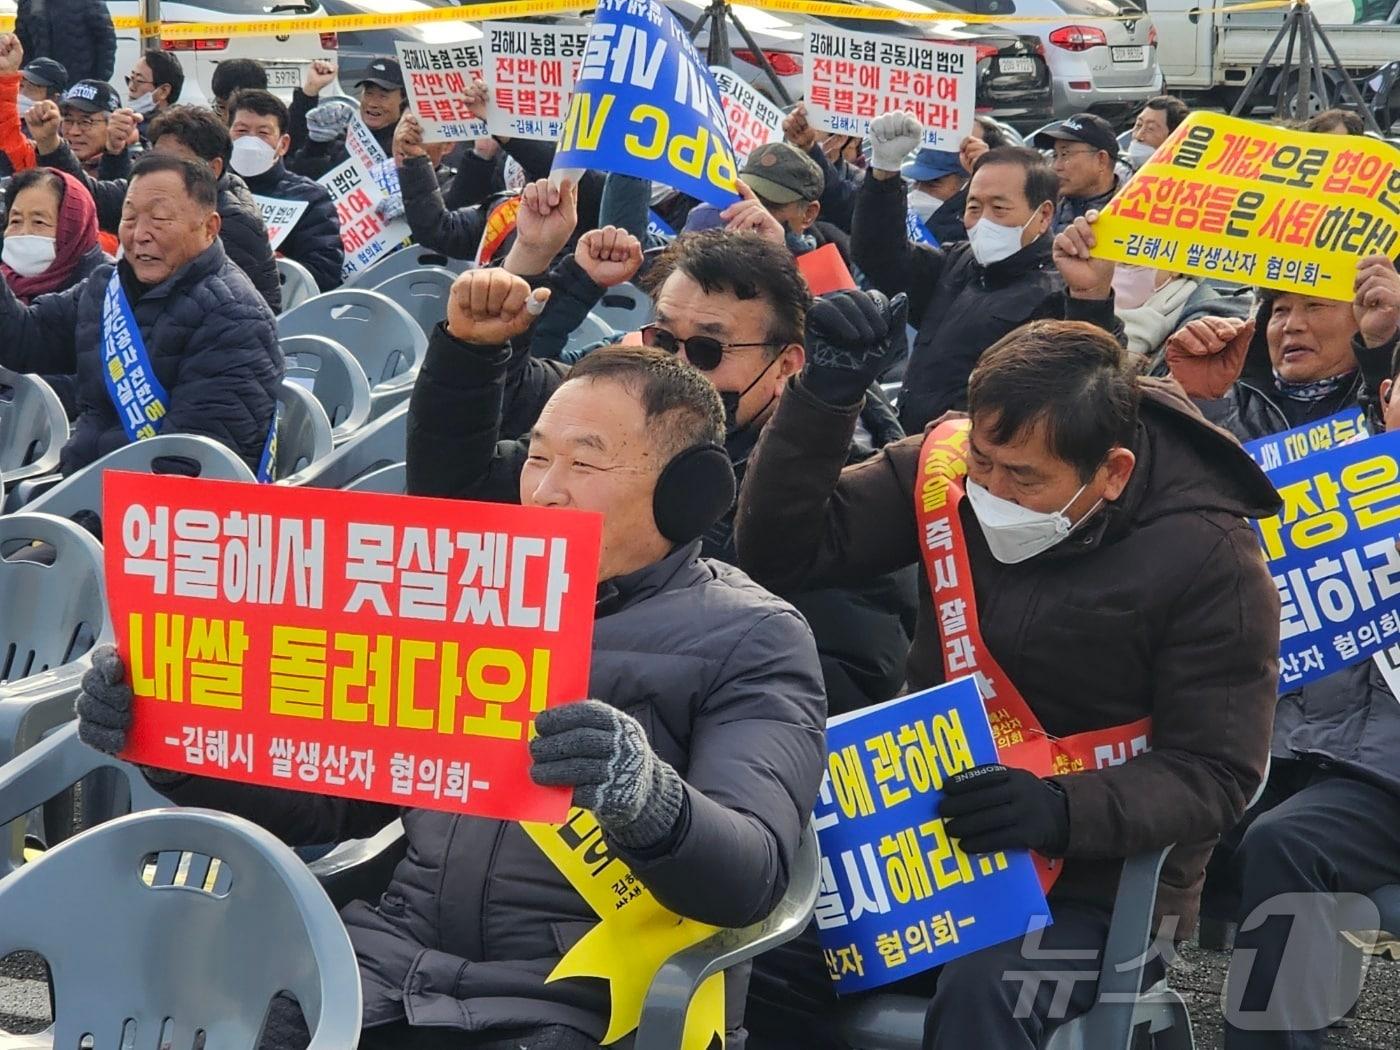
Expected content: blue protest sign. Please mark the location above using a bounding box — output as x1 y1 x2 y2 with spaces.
906 207 938 248
554 0 740 208
646 209 676 241
1243 408 1368 470
813 676 1049 994
1254 428 1400 691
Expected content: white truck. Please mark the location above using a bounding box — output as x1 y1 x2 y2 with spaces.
1146 0 1400 114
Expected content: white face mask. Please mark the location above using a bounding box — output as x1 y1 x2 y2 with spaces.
230 135 278 178
130 91 157 116
965 477 1102 564
1112 263 1160 311
2 234 57 277
907 188 945 223
966 213 1037 268
1126 138 1156 168
16 94 34 117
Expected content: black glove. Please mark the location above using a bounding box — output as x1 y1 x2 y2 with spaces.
802 289 908 406
938 763 1071 856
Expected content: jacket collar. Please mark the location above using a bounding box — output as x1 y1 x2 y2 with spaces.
973 231 1055 285
595 540 704 617
117 240 228 304
243 160 289 195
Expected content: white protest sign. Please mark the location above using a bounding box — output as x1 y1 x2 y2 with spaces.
802 27 977 149
318 157 410 279
344 117 401 201
709 66 783 166
252 195 310 250
395 40 489 142
481 23 589 141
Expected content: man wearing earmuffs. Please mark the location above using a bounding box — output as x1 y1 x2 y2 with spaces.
74 268 827 1049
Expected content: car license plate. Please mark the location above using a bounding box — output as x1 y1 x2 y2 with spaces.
265 65 302 89
999 57 1035 74
1111 46 1145 63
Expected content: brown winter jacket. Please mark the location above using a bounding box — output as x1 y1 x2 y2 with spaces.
735 373 1283 935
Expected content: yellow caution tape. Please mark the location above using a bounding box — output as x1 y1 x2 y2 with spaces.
744 0 1291 24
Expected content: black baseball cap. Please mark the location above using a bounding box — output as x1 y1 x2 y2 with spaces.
60 79 119 114
21 57 68 92
355 57 403 91
1033 113 1120 158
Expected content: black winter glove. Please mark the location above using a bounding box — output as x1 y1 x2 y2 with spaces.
802 289 908 406
529 700 685 852
938 763 1071 856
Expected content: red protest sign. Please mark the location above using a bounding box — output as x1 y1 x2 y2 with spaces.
103 472 603 823
797 243 858 296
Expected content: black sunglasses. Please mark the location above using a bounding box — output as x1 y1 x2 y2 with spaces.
639 324 777 372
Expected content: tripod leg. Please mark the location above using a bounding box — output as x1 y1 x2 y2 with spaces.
1302 16 1331 113
1309 9 1386 133
1296 9 1312 118
1275 17 1299 115
729 10 795 105
1231 6 1299 117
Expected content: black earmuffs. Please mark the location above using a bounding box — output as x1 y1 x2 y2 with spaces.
652 443 736 545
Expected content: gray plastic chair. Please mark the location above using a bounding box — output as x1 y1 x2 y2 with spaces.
24 434 255 532
0 513 111 769
277 289 426 419
345 244 472 288
370 266 457 339
590 282 653 335
275 381 334 480
0 808 362 1048
0 368 67 493
562 313 618 361
342 461 406 494
277 257 320 315
283 402 407 489
838 845 1190 1050
635 822 821 1050
280 334 373 446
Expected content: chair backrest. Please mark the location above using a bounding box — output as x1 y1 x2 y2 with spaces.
276 257 320 314
282 401 408 489
635 822 822 1050
25 434 255 529
562 312 618 361
277 289 427 395
370 266 457 338
0 368 68 484
344 244 471 288
342 461 406 494
0 808 362 1048
275 381 334 480
590 281 653 335
0 513 109 684
280 334 373 445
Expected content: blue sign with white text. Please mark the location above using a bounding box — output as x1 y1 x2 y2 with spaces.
906 207 938 248
1243 408 1368 471
554 0 740 208
813 677 1049 994
1254 428 1400 690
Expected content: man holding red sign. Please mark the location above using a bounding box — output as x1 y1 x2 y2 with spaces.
77 288 827 1048
735 316 1281 1048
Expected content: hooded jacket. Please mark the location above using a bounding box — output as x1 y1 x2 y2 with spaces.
0 240 283 475
852 173 1078 433
735 374 1283 934
240 159 344 293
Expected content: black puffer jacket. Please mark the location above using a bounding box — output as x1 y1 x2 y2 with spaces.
1273 661 1400 799
15 0 115 83
853 174 1081 432
0 242 283 475
241 160 345 292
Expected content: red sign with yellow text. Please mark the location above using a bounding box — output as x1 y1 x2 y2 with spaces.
103 472 602 823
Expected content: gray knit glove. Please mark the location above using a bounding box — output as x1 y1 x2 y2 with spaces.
305 101 355 143
529 700 684 851
75 644 183 783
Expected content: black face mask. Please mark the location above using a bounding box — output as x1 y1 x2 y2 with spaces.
721 355 781 436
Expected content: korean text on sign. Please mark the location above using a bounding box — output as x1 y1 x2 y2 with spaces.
553 0 740 209
482 23 589 142
396 40 489 142
318 157 409 279
1092 111 1400 302
1252 429 1400 691
814 677 1049 993
104 472 603 823
1244 409 1368 472
802 27 976 150
709 65 783 166
251 195 308 251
